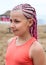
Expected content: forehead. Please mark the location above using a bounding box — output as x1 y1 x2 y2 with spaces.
10 10 26 20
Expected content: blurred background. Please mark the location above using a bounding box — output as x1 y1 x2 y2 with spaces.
0 0 46 65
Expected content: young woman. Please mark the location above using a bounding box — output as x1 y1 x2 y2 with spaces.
5 3 46 65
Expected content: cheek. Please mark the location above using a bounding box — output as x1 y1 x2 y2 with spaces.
16 21 28 31
19 23 28 31
18 23 26 28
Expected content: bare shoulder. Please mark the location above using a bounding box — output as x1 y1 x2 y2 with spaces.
29 41 46 65
30 40 45 56
7 37 14 43
31 41 44 51
7 36 18 44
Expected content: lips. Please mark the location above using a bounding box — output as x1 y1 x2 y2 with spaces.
12 29 18 32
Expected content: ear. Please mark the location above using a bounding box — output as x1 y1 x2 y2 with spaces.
28 19 33 27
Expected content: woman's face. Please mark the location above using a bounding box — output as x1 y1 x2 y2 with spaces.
10 10 31 36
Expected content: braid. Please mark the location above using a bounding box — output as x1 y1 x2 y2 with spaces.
12 3 37 39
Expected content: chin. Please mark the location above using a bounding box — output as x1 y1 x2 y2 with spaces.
13 33 20 36
14 33 23 37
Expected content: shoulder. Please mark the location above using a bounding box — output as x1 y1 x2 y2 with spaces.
29 41 46 65
7 38 14 43
30 40 45 56
7 36 18 44
32 41 44 51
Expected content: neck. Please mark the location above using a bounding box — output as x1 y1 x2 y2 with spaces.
18 32 32 41
15 31 32 46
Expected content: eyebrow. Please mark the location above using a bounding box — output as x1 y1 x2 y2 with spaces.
14 19 20 21
10 19 20 21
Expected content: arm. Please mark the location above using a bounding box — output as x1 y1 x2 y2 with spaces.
29 41 46 65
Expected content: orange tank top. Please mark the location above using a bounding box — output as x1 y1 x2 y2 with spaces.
5 37 36 65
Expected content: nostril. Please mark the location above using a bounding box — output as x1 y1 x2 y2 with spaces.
10 23 14 28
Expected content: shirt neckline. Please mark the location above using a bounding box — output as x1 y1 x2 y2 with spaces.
14 37 34 47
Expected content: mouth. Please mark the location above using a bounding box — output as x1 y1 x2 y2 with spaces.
12 30 18 32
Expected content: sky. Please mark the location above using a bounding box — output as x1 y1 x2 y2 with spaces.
0 0 46 24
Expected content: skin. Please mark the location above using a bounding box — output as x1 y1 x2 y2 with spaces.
9 10 46 65
10 10 33 44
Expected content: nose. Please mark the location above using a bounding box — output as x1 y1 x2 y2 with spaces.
10 22 15 28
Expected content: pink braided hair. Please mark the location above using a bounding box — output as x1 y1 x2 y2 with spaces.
12 3 37 39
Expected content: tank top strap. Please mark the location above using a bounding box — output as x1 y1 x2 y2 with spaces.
8 36 18 46
25 37 36 59
9 37 36 47
26 37 36 48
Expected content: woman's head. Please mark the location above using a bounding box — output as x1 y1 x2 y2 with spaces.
10 3 37 39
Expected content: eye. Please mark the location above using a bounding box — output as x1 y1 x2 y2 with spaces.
10 19 12 23
14 19 20 23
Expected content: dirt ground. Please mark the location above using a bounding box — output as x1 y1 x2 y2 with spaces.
0 24 46 65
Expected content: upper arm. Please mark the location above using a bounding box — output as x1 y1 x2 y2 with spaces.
30 41 46 65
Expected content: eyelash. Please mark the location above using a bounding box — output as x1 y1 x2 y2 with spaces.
14 20 20 23
10 19 20 23
10 19 12 23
